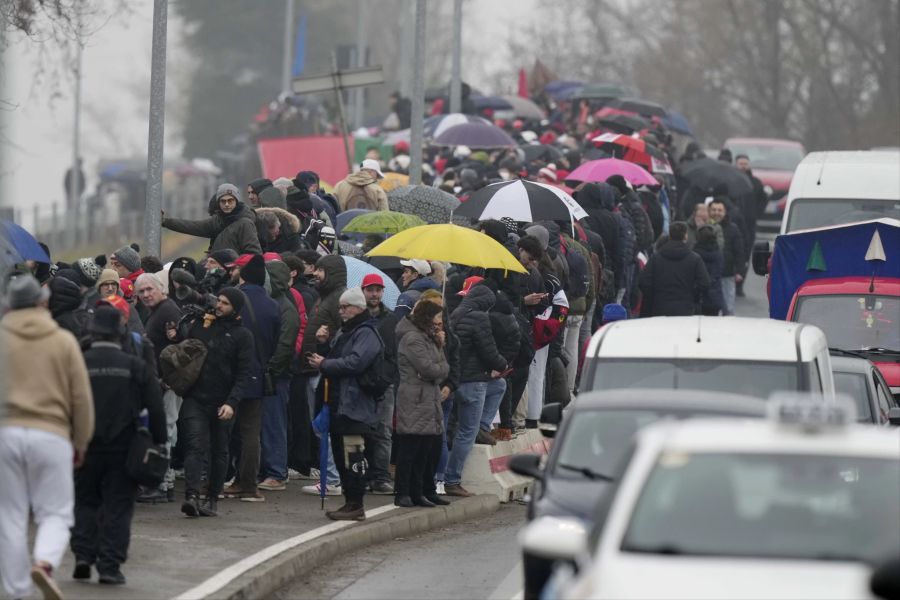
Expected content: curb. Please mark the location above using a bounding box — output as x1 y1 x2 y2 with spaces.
212 494 500 600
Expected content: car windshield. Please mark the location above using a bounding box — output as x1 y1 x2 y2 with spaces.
786 198 900 232
727 143 804 171
590 359 798 399
794 295 900 352
833 372 873 423
622 453 900 563
554 410 662 479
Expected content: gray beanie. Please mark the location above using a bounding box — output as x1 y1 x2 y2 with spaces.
339 287 367 309
6 274 50 309
112 245 141 274
525 225 550 250
216 183 240 201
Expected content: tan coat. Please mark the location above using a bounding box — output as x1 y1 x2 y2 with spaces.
333 171 389 212
0 307 94 453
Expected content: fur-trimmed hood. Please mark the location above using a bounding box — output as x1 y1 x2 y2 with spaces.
256 206 301 234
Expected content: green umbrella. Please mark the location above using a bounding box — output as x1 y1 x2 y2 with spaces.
343 211 426 235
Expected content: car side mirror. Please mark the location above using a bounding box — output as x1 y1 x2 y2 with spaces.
518 516 588 561
870 555 900 600
539 402 563 438
752 240 771 276
509 453 544 479
888 407 900 426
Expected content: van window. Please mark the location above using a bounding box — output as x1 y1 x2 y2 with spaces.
787 198 900 232
873 374 895 424
810 359 824 392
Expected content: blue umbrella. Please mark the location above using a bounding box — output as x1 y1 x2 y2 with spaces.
335 208 371 244
311 402 330 510
341 256 400 309
1 220 50 266
661 111 694 137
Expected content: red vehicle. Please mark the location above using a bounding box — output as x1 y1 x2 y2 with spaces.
724 137 805 216
787 277 900 398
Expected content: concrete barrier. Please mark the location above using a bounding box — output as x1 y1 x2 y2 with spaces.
460 429 552 502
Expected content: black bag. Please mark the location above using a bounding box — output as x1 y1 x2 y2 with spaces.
159 338 208 396
126 427 168 487
357 325 391 399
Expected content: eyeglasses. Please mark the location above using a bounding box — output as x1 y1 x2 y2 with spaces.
338 304 353 310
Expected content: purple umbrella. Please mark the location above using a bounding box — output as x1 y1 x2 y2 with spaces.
565 158 659 187
433 122 516 149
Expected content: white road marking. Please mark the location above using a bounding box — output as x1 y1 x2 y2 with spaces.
174 504 398 600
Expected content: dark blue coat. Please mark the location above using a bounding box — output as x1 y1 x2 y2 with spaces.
238 283 281 398
320 312 383 427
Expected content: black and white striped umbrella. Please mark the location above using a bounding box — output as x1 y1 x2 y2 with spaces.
456 179 588 225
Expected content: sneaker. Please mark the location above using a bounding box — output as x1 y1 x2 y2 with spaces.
288 468 303 480
301 482 342 496
98 569 126 585
444 483 473 497
325 502 365 521
72 560 91 580
370 481 394 495
199 498 219 516
31 563 63 600
181 495 200 517
238 490 266 502
136 488 169 504
475 428 498 445
257 477 287 491
435 481 446 496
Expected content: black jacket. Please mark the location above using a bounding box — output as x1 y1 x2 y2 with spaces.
266 262 301 377
371 303 399 386
83 341 166 451
450 285 507 382
639 240 710 317
715 215 746 276
694 241 724 315
576 183 633 288
299 255 346 372
49 277 87 339
238 283 281 397
143 298 182 370
182 313 255 408
489 292 521 365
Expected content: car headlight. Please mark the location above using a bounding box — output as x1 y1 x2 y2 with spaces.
763 184 774 196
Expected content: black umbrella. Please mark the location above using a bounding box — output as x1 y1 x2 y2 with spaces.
456 179 587 224
678 156 752 195
599 114 651 135
606 97 668 118
388 185 460 224
521 144 565 163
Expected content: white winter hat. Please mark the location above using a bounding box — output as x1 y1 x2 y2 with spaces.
339 287 367 309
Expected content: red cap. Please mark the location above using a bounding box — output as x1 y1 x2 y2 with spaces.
456 275 484 296
393 140 410 153
263 252 282 263
228 253 255 268
97 294 130 320
361 273 385 289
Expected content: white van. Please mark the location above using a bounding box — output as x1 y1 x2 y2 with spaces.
581 316 834 399
781 150 900 234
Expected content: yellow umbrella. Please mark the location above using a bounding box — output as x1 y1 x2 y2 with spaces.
379 172 409 192
366 224 527 273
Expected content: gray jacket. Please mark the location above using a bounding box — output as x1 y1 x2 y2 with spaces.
395 326 449 435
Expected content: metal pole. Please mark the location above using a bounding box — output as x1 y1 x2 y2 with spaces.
280 0 295 94
69 18 83 215
398 0 413 98
353 0 367 128
144 0 168 257
449 0 463 114
332 55 354 173
408 0 427 185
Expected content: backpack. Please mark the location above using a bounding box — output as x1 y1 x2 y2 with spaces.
345 184 372 210
357 325 391 400
159 339 208 397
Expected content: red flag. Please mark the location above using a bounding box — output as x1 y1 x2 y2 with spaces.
517 68 528 98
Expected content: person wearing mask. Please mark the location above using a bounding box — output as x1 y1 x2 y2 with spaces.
0 275 94 600
162 183 262 255
71 307 166 585
167 288 254 517
393 300 450 508
308 288 384 521
639 222 710 317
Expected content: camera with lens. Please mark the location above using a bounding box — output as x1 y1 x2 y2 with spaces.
169 268 219 313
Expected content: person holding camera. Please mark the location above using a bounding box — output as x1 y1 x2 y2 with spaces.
72 307 166 585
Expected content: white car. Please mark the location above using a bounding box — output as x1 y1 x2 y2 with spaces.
545 398 900 599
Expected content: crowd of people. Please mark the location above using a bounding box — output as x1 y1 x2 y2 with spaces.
0 85 771 599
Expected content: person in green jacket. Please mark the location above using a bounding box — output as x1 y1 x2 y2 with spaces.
162 183 262 255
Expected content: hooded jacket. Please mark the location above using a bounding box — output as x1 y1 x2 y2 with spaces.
333 171 389 212
639 240 710 317
181 312 255 408
489 292 521 364
450 285 507 382
238 283 281 397
257 207 302 254
576 183 632 288
712 209 746 277
694 239 725 315
162 200 262 255
0 307 95 454
319 311 383 427
298 255 347 372
49 275 88 339
266 261 301 377
258 186 286 210
395 325 450 436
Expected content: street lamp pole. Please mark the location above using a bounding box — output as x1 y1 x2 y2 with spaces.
449 0 463 114
69 16 83 218
280 0 295 94
408 0 427 185
144 0 168 258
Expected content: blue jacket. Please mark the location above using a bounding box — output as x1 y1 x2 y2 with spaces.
238 283 281 398
320 312 383 427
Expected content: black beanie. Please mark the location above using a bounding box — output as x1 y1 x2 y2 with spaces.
240 254 266 286
605 174 630 196
249 178 273 194
218 287 246 315
286 185 313 214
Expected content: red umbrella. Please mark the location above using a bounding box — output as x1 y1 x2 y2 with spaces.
591 133 668 172
517 68 528 98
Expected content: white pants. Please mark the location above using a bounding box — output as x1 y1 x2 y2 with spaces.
161 389 183 491
0 426 74 599
526 345 550 420
563 314 584 393
721 276 736 316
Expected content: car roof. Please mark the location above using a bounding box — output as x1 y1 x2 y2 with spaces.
829 355 873 374
573 389 767 416
725 137 804 148
586 316 825 361
797 276 900 297
636 418 900 457
788 151 900 203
